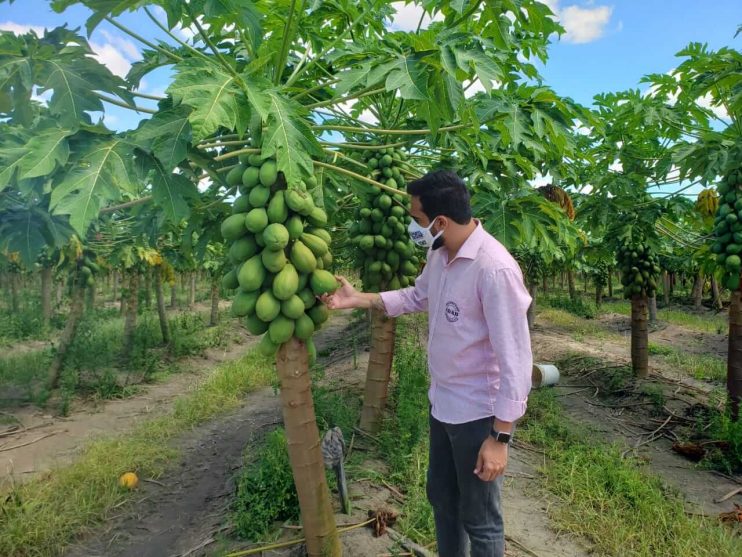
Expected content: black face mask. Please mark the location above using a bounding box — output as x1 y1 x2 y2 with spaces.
431 234 445 250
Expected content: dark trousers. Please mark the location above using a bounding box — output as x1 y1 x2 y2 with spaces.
427 414 504 557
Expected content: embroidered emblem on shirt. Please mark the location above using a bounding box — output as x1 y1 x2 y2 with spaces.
445 301 460 322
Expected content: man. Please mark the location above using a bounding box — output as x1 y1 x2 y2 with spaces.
323 169 532 557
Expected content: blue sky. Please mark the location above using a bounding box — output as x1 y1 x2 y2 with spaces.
1 0 740 194
2 0 739 125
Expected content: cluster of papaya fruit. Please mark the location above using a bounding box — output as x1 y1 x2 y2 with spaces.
711 172 742 290
349 148 419 291
618 238 660 299
221 154 339 360
76 252 100 288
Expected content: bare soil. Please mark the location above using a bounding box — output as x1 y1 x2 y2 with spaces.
531 315 742 520
0 323 255 486
48 311 595 557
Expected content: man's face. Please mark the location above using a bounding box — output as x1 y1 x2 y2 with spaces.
410 196 446 249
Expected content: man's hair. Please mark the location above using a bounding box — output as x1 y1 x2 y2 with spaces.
407 169 472 224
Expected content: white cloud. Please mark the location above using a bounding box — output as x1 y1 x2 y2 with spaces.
530 173 553 187
0 21 45 35
335 99 378 125
388 2 443 32
89 40 133 78
545 2 614 44
100 30 140 61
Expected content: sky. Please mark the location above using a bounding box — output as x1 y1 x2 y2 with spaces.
1 0 740 193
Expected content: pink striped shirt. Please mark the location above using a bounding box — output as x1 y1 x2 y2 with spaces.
380 222 532 424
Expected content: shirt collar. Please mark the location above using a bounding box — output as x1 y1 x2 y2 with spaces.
449 220 485 262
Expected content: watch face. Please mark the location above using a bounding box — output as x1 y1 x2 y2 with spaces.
492 431 511 443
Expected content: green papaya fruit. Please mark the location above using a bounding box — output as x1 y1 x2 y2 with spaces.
267 190 288 223
222 269 239 290
256 290 281 322
286 215 304 240
269 315 295 344
245 314 269 335
308 303 330 326
257 334 279 356
261 248 287 273
249 186 271 208
245 208 269 233
229 236 258 263
273 264 299 301
238 255 266 292
298 287 316 310
281 295 305 319
221 213 248 241
263 223 290 251
259 160 278 187
232 195 251 214
290 241 317 274
242 166 260 189
310 269 338 295
231 290 259 317
226 165 245 187
300 233 329 257
294 313 315 340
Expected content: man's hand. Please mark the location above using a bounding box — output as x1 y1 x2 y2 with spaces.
473 436 508 482
321 276 365 310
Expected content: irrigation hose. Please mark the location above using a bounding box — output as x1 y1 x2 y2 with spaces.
225 517 376 557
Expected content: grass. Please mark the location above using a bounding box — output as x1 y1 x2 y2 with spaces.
0 308 232 409
659 350 727 382
600 301 728 334
538 308 615 342
519 389 742 557
0 348 275 557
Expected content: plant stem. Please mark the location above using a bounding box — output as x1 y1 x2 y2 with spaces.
128 90 165 102
100 196 153 214
313 161 409 197
450 1 483 28
304 87 387 110
320 141 408 150
284 1 380 88
104 16 182 62
94 92 157 114
143 6 211 63
213 147 261 162
187 7 239 77
322 149 368 171
312 123 467 135
290 79 341 101
274 0 301 85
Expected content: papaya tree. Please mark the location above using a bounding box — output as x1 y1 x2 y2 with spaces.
647 41 742 415
2 0 576 551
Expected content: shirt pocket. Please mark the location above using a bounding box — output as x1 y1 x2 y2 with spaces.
440 284 481 329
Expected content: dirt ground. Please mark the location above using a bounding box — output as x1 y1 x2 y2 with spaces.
530 314 742 519
7 306 740 557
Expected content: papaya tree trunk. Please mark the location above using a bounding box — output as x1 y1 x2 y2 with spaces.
111 269 119 303
144 267 153 309
47 282 85 390
567 270 577 302
86 282 96 312
607 270 613 298
188 272 196 308
41 266 52 329
583 272 588 293
360 310 396 433
711 276 723 310
55 280 63 308
728 288 742 420
649 294 658 324
527 283 537 330
631 294 649 378
662 271 670 307
541 274 548 294
122 272 139 361
209 277 220 327
155 268 170 344
9 272 19 313
276 338 341 556
691 271 704 309
595 284 603 308
170 280 178 309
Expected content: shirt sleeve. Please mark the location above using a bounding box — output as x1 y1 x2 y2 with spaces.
480 267 533 422
379 258 431 317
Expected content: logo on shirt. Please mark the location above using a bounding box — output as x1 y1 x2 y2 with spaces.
445 301 460 322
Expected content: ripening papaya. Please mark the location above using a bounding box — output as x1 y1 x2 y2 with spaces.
300 233 329 257
269 315 295 344
273 264 299 301
245 208 269 233
256 290 281 322
310 269 338 296
221 213 248 241
238 254 266 292
294 313 315 340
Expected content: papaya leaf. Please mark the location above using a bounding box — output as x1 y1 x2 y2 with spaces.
168 59 243 141
146 154 196 223
384 53 431 101
259 90 322 185
50 138 137 234
130 107 192 171
18 127 72 179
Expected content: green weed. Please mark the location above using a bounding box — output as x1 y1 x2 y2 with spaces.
543 295 598 319
0 347 274 557
233 429 299 541
519 389 742 557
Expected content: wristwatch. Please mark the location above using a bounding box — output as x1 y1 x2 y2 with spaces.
490 429 512 444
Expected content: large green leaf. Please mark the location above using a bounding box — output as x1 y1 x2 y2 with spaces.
50 138 137 234
18 127 72 179
40 50 132 128
130 107 192 171
383 54 431 101
168 59 243 141
249 86 321 185
143 153 197 223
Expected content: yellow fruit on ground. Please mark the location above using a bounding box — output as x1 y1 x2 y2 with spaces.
118 471 139 489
